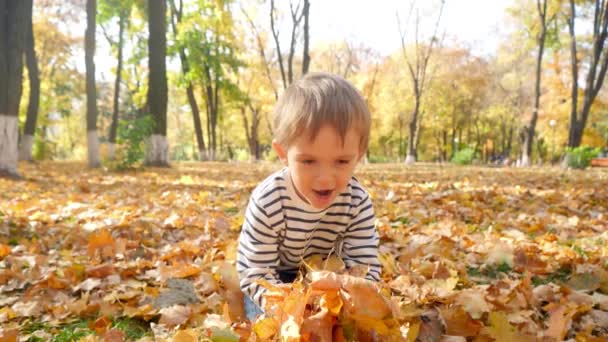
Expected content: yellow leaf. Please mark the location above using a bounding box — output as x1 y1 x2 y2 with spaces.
485 311 534 342
171 329 199 342
254 317 279 340
349 313 390 335
320 290 343 316
323 254 346 272
406 321 420 342
280 315 301 341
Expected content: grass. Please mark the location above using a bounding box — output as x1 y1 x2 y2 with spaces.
467 262 513 283
21 316 151 341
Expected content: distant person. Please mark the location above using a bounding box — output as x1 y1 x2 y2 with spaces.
236 72 381 320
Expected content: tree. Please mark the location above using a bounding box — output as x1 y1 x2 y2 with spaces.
145 0 169 166
397 0 445 164
169 0 206 160
18 0 40 162
85 0 100 167
0 0 27 178
99 0 133 159
566 0 608 148
270 0 310 88
521 0 554 166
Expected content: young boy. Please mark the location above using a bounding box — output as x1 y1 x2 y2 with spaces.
237 72 381 319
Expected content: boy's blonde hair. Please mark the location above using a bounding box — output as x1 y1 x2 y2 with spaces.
272 72 371 153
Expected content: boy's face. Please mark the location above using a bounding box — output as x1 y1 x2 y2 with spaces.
273 125 363 209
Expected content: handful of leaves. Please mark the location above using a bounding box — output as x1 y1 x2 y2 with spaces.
252 255 399 341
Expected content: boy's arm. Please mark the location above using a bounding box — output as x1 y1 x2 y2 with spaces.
342 194 382 282
236 197 281 307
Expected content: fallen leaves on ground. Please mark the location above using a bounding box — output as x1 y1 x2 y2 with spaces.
0 161 607 340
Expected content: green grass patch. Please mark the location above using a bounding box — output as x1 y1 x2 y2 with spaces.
53 319 95 342
112 317 150 340
531 266 572 286
22 316 151 341
467 262 513 283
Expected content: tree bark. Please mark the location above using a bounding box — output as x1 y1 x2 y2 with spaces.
19 0 39 162
108 7 128 159
145 0 169 166
301 0 310 76
85 0 100 167
521 0 548 167
398 2 444 164
270 0 287 89
567 0 608 148
0 0 26 178
169 0 206 160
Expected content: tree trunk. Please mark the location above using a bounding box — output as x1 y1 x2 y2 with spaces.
0 0 26 178
405 93 420 165
270 0 287 89
301 0 310 76
567 0 608 148
19 0 39 162
169 0 206 160
145 0 169 167
85 0 100 167
108 8 127 160
521 0 548 167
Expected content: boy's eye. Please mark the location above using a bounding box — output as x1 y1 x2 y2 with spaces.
338 159 350 164
301 159 315 164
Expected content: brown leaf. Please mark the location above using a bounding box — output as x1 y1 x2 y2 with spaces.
88 315 112 335
159 305 192 327
302 310 334 341
103 329 125 342
86 264 116 278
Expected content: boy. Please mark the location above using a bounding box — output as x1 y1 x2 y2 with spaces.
237 72 381 319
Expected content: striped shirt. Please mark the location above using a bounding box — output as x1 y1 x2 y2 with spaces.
236 167 381 307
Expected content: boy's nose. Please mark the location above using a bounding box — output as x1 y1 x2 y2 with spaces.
315 164 336 187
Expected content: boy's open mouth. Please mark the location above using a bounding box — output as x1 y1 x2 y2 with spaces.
313 189 333 197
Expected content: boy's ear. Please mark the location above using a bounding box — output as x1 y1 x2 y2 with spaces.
272 140 288 165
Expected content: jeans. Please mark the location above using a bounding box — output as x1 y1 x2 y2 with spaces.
243 271 298 321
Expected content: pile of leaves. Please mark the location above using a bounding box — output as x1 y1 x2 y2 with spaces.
1 162 607 341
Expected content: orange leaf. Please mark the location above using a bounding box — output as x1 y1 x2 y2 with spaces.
88 315 112 335
0 329 17 342
545 304 572 340
161 264 201 279
440 306 482 337
46 273 68 289
86 264 116 278
103 329 125 342
320 290 343 316
87 229 115 257
0 244 11 259
302 310 334 341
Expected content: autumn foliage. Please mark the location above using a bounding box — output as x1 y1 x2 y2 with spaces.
1 162 608 341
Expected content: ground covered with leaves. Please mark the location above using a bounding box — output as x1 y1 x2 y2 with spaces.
1 162 608 341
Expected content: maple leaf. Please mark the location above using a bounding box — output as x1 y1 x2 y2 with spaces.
253 317 279 340
87 228 115 257
484 311 535 342
159 305 192 327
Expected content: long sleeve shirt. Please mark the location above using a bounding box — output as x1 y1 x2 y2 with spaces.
236 167 381 307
